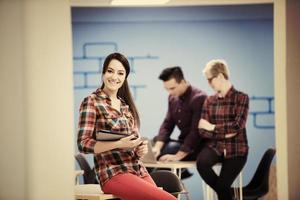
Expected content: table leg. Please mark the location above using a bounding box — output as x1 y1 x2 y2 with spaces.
177 168 182 179
239 172 243 200
202 180 212 200
172 167 192 200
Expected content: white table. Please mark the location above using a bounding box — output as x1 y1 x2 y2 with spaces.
143 161 196 179
144 161 196 200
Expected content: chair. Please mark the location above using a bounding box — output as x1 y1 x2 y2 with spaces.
232 148 276 200
75 153 120 200
150 170 187 197
75 153 99 184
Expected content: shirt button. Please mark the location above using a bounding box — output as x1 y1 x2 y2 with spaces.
178 120 181 123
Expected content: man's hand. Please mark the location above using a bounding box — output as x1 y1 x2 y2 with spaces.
159 154 181 162
198 119 215 131
152 141 164 159
135 140 148 158
158 151 188 162
152 146 161 159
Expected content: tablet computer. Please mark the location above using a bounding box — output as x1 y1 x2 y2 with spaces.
96 130 128 141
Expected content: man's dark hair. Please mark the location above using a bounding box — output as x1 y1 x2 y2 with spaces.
158 66 185 83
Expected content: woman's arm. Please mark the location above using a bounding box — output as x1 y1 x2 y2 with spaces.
94 135 141 154
214 94 249 134
77 96 97 153
198 94 249 140
77 96 142 154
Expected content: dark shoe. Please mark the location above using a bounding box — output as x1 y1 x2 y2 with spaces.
180 168 193 179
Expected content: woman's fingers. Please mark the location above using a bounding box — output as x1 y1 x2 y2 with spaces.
136 143 148 157
119 135 141 148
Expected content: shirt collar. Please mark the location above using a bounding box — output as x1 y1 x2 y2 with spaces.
94 88 109 99
218 86 235 99
179 85 192 101
94 88 127 107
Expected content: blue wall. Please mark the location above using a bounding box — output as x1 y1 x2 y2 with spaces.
72 5 274 199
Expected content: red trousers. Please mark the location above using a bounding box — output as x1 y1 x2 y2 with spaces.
102 173 177 200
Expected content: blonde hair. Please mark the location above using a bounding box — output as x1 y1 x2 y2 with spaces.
203 59 230 80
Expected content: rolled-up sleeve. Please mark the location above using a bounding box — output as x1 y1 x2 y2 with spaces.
199 99 225 140
77 96 97 153
199 92 249 140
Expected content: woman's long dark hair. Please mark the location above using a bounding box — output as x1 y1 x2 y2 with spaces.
101 52 140 128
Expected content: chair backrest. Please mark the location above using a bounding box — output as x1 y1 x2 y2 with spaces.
150 170 185 196
75 153 99 184
246 148 276 194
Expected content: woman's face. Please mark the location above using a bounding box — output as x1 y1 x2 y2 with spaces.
205 71 221 92
102 59 126 92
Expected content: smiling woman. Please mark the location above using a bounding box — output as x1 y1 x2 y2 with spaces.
77 52 177 200
102 60 126 92
71 4 276 200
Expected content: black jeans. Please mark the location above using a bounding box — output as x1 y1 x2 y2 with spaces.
196 146 247 200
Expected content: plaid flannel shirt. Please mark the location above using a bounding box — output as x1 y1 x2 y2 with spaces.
199 86 249 158
77 88 148 187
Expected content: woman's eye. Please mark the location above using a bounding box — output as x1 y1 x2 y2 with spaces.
118 72 125 76
107 69 113 73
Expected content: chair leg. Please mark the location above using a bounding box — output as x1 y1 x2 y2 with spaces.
181 183 191 200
